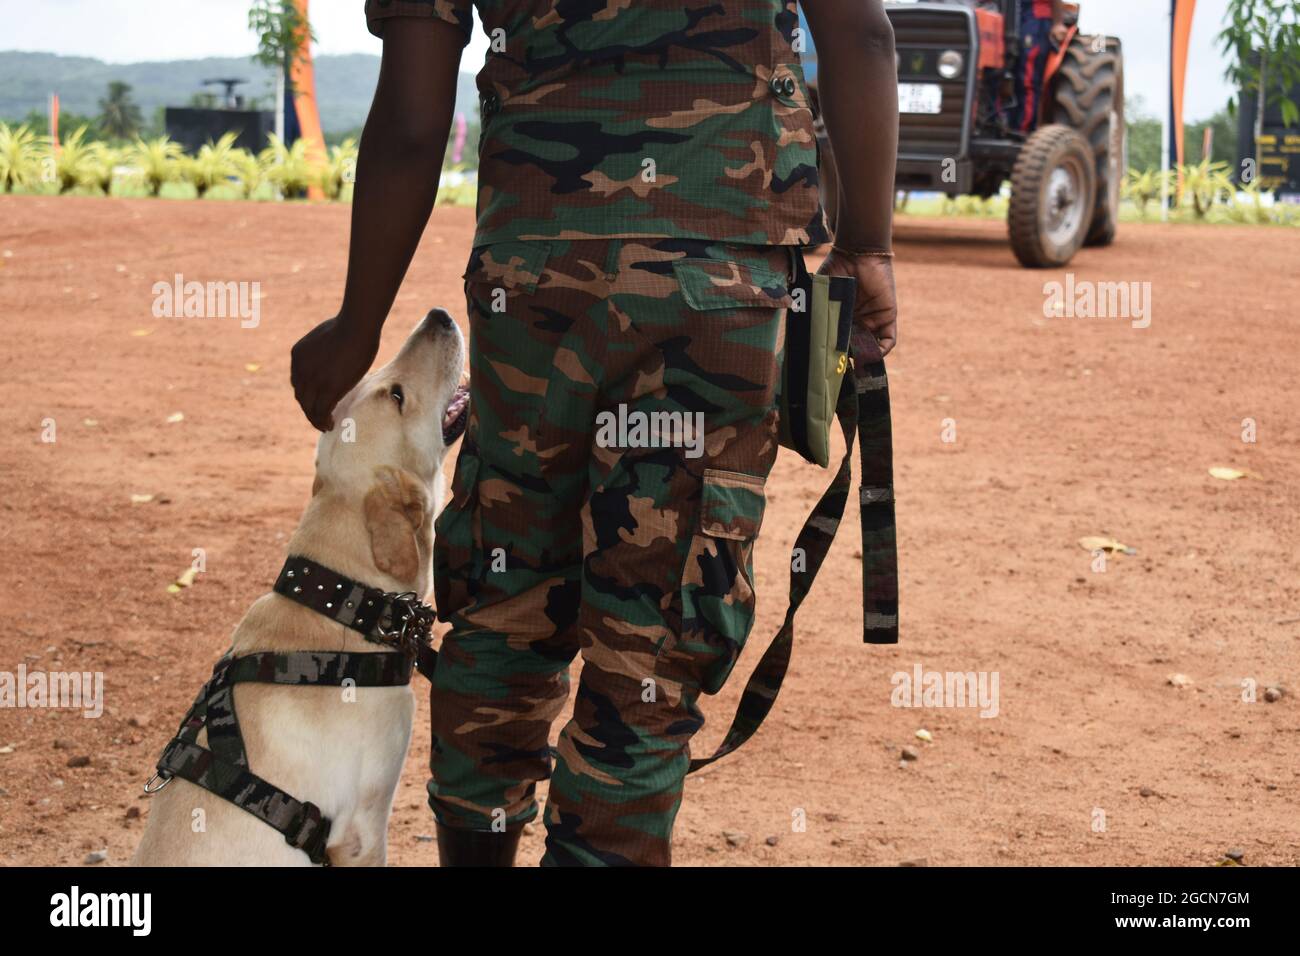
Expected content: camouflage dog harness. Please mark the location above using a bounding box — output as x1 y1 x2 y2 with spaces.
145 557 436 865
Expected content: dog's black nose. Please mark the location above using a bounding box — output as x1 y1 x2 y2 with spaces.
424 309 455 331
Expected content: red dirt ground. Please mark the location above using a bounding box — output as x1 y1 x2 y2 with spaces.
1 195 1297 867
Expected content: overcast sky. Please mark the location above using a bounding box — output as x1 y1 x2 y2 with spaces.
0 0 1235 121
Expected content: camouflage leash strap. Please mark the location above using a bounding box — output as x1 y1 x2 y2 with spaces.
688 315 899 773
145 558 436 865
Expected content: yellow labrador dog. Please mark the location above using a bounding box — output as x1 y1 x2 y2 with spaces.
133 310 467 867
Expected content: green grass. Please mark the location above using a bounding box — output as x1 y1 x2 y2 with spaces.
5 179 1290 223
895 194 1300 228
2 176 484 207
897 194 1008 219
3 178 279 200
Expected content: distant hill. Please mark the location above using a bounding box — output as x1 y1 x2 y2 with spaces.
0 50 480 134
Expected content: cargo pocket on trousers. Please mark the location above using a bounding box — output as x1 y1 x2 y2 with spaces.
670 257 793 313
462 241 552 303
659 469 768 696
462 241 557 444
432 446 482 623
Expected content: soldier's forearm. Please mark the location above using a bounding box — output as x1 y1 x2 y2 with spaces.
338 19 461 339
802 0 898 253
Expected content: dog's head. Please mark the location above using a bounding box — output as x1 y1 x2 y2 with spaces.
313 309 468 588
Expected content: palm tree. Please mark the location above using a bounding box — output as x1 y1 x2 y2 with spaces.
1219 0 1300 133
229 147 265 199
1122 166 1175 219
98 81 144 140
260 133 317 198
0 122 41 192
183 132 239 198
248 1 316 144
52 126 103 194
1180 159 1234 219
131 135 184 197
1228 179 1273 225
87 144 122 195
318 137 357 200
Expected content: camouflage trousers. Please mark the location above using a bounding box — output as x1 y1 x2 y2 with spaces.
429 237 796 866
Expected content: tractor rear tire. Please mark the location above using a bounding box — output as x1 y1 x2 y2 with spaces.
1008 124 1096 268
1051 35 1124 247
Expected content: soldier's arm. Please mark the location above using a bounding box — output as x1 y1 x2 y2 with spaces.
339 17 461 344
800 0 898 253
801 0 899 356
291 17 462 430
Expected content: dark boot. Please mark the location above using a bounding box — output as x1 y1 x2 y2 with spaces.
436 823 523 867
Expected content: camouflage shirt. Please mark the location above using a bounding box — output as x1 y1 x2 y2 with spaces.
366 0 830 247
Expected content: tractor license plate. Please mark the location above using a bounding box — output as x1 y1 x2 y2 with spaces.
898 83 943 114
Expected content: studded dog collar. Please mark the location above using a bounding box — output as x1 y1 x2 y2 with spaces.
272 556 436 659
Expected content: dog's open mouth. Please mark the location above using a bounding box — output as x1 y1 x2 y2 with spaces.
442 383 470 445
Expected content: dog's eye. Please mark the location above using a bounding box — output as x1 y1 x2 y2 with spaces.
390 384 405 411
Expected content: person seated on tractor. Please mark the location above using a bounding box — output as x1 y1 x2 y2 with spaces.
1012 0 1069 132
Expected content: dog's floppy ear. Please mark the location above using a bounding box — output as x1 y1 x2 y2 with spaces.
363 466 429 581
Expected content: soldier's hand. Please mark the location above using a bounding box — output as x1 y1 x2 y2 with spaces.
818 249 898 357
1050 23 1069 46
290 316 382 432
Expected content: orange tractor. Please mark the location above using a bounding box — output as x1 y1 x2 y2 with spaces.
804 1 1125 267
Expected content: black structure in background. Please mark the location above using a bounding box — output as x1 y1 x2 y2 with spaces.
163 80 281 154
1236 65 1300 197
164 106 274 154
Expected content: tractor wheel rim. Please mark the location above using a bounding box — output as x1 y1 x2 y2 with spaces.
1045 156 1086 247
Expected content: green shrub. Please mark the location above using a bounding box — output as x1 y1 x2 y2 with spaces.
52 126 105 194
260 133 318 198
319 137 357 200
183 132 239 199
131 135 184 197
0 122 42 192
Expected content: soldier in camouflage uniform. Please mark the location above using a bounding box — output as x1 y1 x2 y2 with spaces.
292 0 900 865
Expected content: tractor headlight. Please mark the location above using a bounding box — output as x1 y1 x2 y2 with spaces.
937 50 964 80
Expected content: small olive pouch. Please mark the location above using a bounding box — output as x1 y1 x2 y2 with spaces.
778 254 856 467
